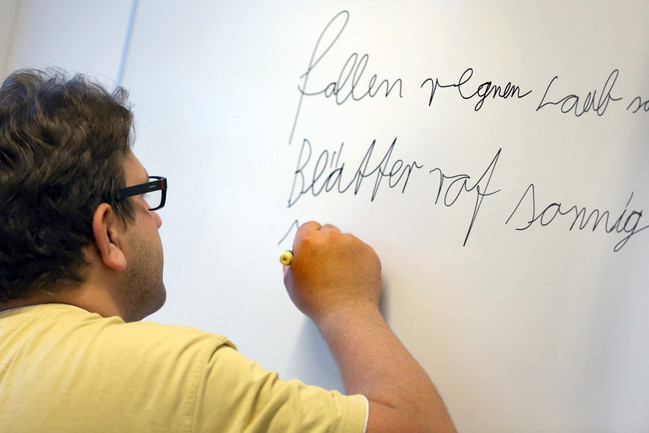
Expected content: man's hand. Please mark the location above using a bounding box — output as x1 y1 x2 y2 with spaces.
283 221 457 433
283 221 382 324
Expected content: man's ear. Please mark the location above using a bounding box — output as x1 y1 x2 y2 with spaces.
92 203 128 271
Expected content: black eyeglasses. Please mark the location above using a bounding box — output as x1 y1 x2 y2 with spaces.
114 176 167 211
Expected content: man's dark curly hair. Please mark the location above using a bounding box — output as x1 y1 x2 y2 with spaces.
0 68 135 302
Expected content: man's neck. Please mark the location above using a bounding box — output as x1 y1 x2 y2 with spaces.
0 286 123 319
0 296 56 313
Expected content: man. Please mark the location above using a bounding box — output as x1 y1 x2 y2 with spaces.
0 69 456 432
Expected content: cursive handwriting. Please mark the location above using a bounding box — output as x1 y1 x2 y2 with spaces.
428 149 502 246
627 94 649 113
536 69 623 116
283 10 648 252
506 184 649 252
288 10 403 144
278 219 300 245
421 68 532 111
288 137 423 207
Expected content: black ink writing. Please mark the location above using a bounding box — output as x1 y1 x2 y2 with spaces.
627 95 649 113
428 149 502 246
421 68 532 111
278 219 300 245
536 69 623 117
288 137 422 207
506 184 649 252
288 10 403 144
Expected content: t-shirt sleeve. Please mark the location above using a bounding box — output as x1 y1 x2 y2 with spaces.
191 343 368 433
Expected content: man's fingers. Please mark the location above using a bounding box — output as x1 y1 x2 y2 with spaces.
321 223 341 233
296 221 341 234
296 221 322 235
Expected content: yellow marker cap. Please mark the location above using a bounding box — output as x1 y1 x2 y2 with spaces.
279 250 293 266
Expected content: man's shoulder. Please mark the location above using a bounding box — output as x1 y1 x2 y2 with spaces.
2 303 235 358
114 317 234 354
0 306 236 432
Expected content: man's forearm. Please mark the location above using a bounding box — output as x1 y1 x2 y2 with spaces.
283 221 456 433
316 304 457 433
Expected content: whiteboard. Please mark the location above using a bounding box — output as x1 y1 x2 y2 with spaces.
121 2 649 432
0 0 134 83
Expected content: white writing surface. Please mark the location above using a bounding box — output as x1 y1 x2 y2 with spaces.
0 0 134 83
122 2 649 432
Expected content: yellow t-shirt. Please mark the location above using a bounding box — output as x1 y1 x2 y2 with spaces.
0 304 367 433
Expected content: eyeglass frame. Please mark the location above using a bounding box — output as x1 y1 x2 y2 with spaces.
113 176 167 211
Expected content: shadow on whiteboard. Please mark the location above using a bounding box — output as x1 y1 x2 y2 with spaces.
284 318 344 391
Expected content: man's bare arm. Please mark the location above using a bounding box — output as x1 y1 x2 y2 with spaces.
284 221 457 433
